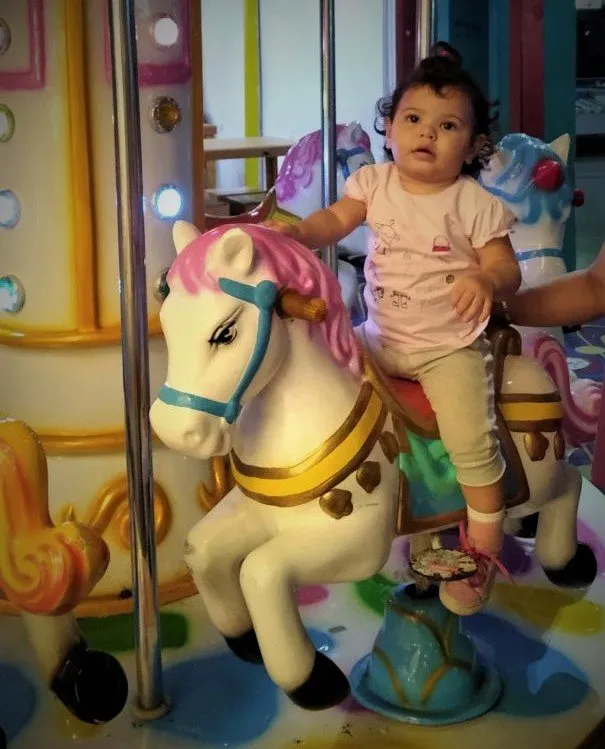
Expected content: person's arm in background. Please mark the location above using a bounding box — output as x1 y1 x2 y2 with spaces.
506 240 605 327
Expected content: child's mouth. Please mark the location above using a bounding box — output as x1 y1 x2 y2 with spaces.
412 147 435 158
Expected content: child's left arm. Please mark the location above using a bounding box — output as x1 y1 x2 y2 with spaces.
451 235 521 324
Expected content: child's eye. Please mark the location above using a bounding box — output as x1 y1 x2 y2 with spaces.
405 114 420 124
441 121 457 131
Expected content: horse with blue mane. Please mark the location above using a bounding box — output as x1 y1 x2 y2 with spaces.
480 133 600 449
479 132 582 291
150 221 596 712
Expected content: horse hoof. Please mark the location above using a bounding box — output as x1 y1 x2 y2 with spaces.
225 629 263 664
288 652 350 711
51 643 129 724
515 513 539 539
544 543 598 588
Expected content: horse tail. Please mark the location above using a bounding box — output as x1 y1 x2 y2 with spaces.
0 418 109 615
524 333 601 446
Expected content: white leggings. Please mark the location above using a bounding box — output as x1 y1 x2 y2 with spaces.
364 329 505 487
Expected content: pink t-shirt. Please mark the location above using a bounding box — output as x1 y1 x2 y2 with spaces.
346 163 515 351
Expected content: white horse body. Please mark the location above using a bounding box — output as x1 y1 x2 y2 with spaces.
150 223 595 710
185 321 399 691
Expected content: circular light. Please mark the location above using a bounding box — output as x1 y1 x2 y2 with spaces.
0 275 25 313
154 267 171 302
0 19 11 56
0 190 21 228
150 15 179 48
0 105 15 142
150 96 182 134
152 185 182 220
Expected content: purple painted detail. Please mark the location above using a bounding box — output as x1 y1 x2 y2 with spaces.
296 585 329 607
339 695 369 714
578 520 605 576
0 0 45 91
275 125 371 202
103 0 191 86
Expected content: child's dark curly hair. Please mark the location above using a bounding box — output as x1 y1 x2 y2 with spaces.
375 41 496 178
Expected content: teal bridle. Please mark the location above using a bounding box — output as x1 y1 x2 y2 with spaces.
158 278 278 424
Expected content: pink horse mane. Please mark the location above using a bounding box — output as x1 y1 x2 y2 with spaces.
275 124 372 203
167 224 362 378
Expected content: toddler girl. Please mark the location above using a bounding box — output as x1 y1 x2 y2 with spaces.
266 42 521 615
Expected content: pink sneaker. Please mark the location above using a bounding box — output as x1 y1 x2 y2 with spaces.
439 522 511 616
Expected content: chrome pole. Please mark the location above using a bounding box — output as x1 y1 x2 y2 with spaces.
415 0 434 63
108 0 168 719
320 0 338 276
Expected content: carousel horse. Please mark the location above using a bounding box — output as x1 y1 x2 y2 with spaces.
0 418 128 741
480 133 599 447
204 122 375 317
274 121 374 257
149 222 596 712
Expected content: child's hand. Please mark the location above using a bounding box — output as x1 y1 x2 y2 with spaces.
262 219 303 242
450 272 494 324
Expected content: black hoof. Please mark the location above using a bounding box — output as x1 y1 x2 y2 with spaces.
288 652 350 711
0 725 6 749
544 543 598 588
51 643 129 725
515 513 539 539
224 629 263 664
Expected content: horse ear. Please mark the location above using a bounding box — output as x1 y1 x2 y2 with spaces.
173 220 201 255
207 228 255 276
549 134 570 165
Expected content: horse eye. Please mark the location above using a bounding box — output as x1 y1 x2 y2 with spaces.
154 267 171 302
210 322 237 346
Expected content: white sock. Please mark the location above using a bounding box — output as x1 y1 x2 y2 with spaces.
467 506 505 524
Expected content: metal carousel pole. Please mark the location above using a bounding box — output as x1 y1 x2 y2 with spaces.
108 0 169 720
415 0 435 63
320 0 338 277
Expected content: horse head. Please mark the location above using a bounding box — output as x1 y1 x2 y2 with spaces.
150 222 359 460
274 122 374 213
479 132 582 288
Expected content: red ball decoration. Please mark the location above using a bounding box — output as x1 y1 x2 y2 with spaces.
572 189 585 207
531 158 565 191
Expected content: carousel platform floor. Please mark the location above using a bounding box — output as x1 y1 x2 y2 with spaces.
1 478 605 749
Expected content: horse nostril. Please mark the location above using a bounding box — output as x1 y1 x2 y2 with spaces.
183 430 201 448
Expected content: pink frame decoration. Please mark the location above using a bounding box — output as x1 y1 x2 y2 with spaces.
0 0 45 90
104 0 191 87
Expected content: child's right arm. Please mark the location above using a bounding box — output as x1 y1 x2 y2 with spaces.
264 195 366 249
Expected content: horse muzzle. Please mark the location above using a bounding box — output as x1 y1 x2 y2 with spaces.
149 398 232 459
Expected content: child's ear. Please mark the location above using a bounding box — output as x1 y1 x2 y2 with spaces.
466 134 487 164
385 119 392 149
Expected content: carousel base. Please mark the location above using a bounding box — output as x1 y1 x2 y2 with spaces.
1 477 604 749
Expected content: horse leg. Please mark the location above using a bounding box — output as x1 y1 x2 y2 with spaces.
21 611 128 724
185 490 271 663
239 510 394 710
535 465 597 587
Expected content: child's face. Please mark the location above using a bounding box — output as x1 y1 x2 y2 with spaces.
386 85 482 186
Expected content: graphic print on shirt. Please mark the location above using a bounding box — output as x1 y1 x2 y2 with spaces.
371 286 385 304
372 219 399 255
432 234 451 253
367 258 379 281
390 290 411 309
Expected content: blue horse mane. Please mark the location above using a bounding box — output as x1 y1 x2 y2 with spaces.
479 133 573 225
